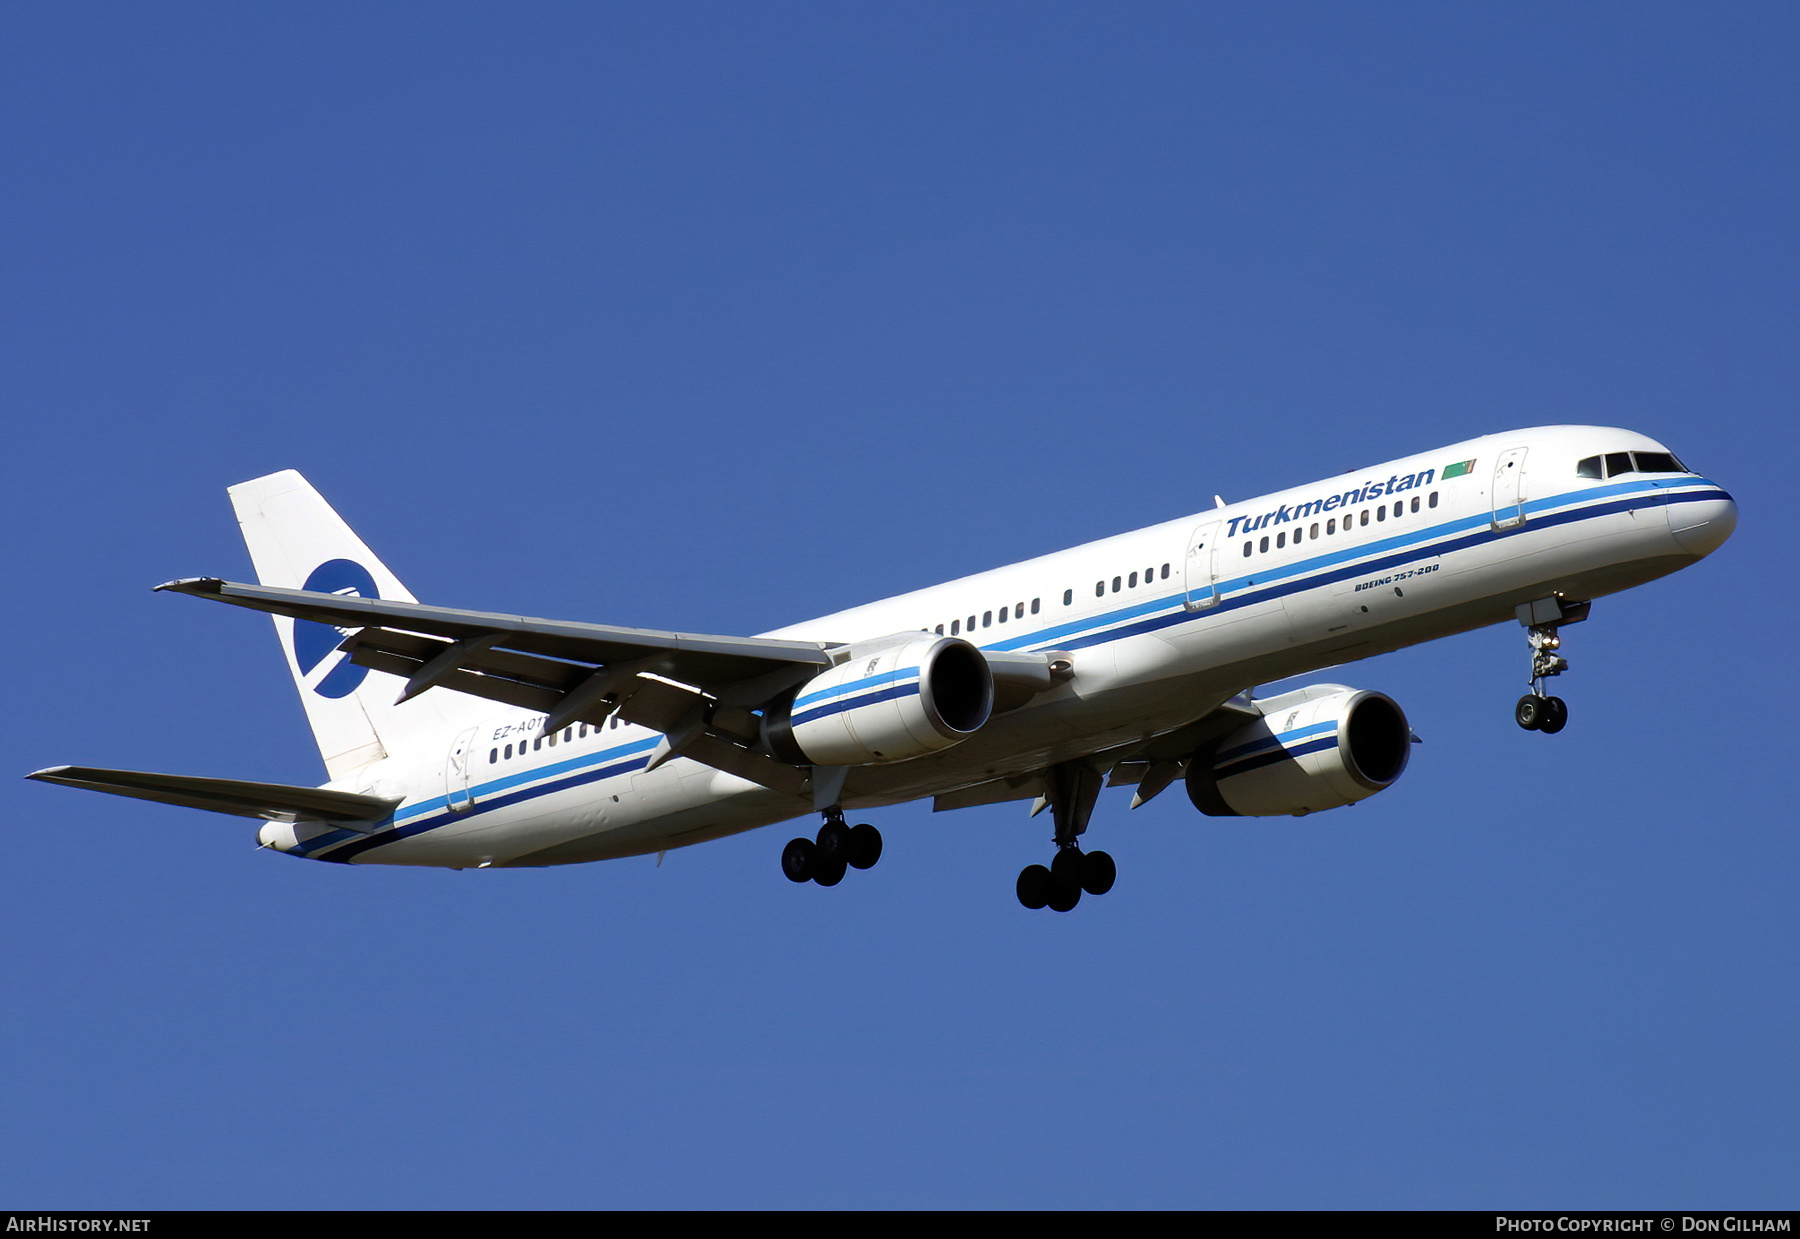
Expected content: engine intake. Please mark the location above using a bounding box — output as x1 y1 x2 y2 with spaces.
763 635 993 767
1186 686 1411 817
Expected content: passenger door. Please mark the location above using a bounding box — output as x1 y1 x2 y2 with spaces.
444 726 479 813
1183 521 1221 610
1492 447 1528 530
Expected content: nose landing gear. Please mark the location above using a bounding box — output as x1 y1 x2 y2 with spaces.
1514 597 1588 734
1514 691 1568 734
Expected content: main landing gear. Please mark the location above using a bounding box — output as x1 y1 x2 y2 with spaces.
781 809 882 887
1016 761 1116 913
1016 847 1115 912
1513 597 1589 735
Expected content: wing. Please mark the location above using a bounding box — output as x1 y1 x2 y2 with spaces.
26 765 400 832
928 691 1262 814
157 577 836 794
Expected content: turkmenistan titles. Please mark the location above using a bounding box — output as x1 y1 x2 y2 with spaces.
1224 467 1439 537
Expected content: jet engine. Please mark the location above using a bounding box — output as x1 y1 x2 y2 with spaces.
1186 686 1411 817
762 634 993 767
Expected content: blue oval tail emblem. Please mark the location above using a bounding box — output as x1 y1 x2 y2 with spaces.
293 559 379 699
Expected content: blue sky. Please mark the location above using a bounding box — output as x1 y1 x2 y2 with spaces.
3 3 1795 1208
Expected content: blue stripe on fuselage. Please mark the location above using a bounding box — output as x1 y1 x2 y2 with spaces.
993 479 1728 657
299 735 661 861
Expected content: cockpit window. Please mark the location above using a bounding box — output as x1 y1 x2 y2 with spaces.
1601 450 1688 479
1577 456 1603 479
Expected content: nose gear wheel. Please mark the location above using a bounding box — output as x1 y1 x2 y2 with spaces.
1515 598 1587 734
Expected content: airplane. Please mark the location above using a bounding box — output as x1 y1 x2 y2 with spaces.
27 425 1735 912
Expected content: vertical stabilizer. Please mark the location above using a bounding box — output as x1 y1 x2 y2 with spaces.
228 471 486 781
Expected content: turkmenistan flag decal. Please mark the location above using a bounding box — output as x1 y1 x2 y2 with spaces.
1442 458 1476 479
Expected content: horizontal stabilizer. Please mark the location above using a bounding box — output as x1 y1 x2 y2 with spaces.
26 766 400 830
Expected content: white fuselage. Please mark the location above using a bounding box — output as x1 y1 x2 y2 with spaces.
261 425 1735 868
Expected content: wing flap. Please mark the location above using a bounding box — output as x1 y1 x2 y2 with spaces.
932 773 1046 813
342 630 578 715
347 628 589 692
928 693 1262 815
349 643 567 714
679 733 811 796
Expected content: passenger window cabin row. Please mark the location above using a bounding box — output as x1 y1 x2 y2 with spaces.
1095 562 1171 598
489 716 628 764
925 560 1175 639
933 596 1041 637
1243 491 1439 558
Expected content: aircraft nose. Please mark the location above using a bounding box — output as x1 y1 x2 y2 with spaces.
1669 490 1737 557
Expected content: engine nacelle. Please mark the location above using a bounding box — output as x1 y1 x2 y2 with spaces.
1186 686 1411 817
763 634 993 767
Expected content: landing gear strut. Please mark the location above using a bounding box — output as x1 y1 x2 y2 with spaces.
1514 597 1588 734
781 808 882 887
1017 761 1116 913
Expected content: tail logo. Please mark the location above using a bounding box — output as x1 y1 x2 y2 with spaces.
292 559 379 699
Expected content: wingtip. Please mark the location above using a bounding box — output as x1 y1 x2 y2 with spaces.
25 766 70 781
154 577 224 595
